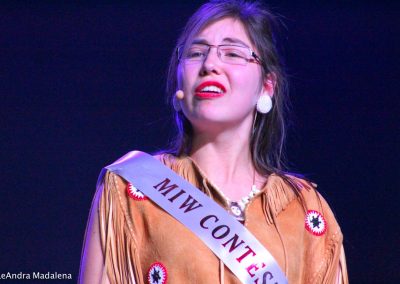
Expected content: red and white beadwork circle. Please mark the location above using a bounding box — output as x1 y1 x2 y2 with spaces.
305 210 327 236
126 183 147 201
147 262 167 284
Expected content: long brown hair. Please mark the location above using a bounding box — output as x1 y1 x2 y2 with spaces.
166 0 291 174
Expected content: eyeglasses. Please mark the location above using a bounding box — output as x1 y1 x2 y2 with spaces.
177 43 262 66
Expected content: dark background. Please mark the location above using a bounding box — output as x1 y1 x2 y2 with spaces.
1 1 399 283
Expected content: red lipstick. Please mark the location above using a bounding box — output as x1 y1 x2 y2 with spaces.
195 81 226 99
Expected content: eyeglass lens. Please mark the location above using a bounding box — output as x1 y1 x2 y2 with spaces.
182 44 253 65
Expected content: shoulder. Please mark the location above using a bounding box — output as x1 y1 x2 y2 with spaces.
289 174 340 217
100 151 170 190
283 176 345 282
153 152 192 169
99 152 185 195
274 173 332 210
268 173 342 235
285 174 343 246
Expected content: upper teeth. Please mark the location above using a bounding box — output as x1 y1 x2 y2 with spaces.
201 86 223 93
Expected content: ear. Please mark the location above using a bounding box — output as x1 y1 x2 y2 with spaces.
262 72 276 98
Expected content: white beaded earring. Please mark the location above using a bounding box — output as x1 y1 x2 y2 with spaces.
256 94 272 114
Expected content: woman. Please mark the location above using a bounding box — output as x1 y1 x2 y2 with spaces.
79 0 348 283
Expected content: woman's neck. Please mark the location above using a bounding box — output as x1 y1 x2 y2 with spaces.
189 125 264 200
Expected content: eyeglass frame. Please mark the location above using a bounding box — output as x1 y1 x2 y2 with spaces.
176 43 263 65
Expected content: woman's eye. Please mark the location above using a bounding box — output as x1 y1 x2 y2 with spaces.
187 50 205 59
223 49 246 58
226 52 241 57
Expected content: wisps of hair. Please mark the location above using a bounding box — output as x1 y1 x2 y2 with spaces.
163 0 308 203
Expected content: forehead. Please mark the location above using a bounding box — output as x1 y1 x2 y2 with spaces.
194 17 253 47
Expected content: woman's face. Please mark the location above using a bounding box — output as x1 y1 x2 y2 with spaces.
178 17 267 133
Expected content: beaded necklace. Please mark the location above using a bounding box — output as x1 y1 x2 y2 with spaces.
228 184 261 222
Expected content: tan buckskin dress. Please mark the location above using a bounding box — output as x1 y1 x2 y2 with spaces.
92 154 348 284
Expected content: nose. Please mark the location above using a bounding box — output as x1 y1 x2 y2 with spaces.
200 46 222 76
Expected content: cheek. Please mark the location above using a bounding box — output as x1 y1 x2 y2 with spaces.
181 65 199 94
229 68 262 100
178 65 198 114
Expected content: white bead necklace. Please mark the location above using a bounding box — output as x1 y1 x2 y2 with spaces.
187 155 261 221
229 184 261 222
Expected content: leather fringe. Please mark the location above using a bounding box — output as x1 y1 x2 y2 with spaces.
311 230 343 284
99 171 144 284
261 175 298 225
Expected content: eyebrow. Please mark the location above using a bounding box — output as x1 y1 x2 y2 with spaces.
191 37 251 48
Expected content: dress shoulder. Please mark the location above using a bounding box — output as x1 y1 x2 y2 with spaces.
282 174 346 283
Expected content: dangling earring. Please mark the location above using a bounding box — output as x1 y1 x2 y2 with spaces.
173 90 184 112
256 94 272 114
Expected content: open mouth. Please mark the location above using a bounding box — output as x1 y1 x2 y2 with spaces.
195 81 226 98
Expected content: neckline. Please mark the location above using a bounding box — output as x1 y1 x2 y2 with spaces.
161 153 299 223
186 156 267 193
184 155 268 220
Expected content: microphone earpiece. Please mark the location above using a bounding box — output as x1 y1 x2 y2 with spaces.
173 90 184 111
175 90 184 100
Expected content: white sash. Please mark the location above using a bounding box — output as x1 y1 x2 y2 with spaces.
101 151 287 284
